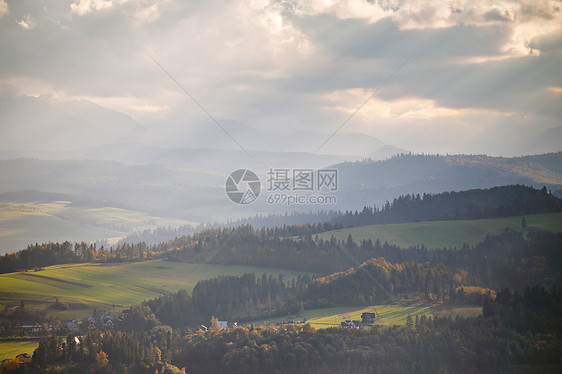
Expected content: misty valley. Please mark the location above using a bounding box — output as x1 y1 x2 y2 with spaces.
2 0 562 372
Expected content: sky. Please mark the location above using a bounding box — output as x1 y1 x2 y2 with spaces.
0 0 561 156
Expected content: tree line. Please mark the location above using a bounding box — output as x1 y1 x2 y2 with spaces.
330 184 561 227
143 273 312 329
123 184 561 244
0 241 150 274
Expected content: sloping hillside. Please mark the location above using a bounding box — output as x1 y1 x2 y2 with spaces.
335 153 562 208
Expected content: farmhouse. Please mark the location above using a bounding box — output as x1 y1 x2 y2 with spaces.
361 312 377 324
340 320 360 329
13 323 43 335
31 323 43 334
274 320 304 326
47 321 61 332
63 320 79 332
100 315 116 329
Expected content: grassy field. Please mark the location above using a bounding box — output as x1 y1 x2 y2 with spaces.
0 339 40 360
0 259 314 320
251 302 482 329
317 213 562 249
250 303 434 329
0 200 195 254
307 304 434 328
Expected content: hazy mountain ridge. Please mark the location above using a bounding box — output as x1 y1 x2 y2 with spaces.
0 94 404 163
0 158 226 219
2 94 559 161
334 152 562 209
1 153 561 219
0 143 363 174
0 96 146 152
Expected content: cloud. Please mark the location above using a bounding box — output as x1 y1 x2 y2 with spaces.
0 0 560 156
323 89 487 121
292 0 393 22
70 0 114 16
134 3 160 23
0 77 63 99
17 14 36 30
290 0 562 57
0 0 8 19
0 76 170 123
69 0 165 23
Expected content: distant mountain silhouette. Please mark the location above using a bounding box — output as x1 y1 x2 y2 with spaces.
334 153 562 209
1 153 561 220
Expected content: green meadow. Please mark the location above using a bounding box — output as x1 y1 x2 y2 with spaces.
0 260 313 320
250 302 483 329
0 201 194 254
250 303 434 329
308 304 433 328
0 339 39 361
317 213 562 249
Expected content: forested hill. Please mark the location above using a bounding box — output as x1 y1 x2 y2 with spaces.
120 184 562 245
330 184 562 227
335 152 562 209
142 229 562 330
1 185 560 274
